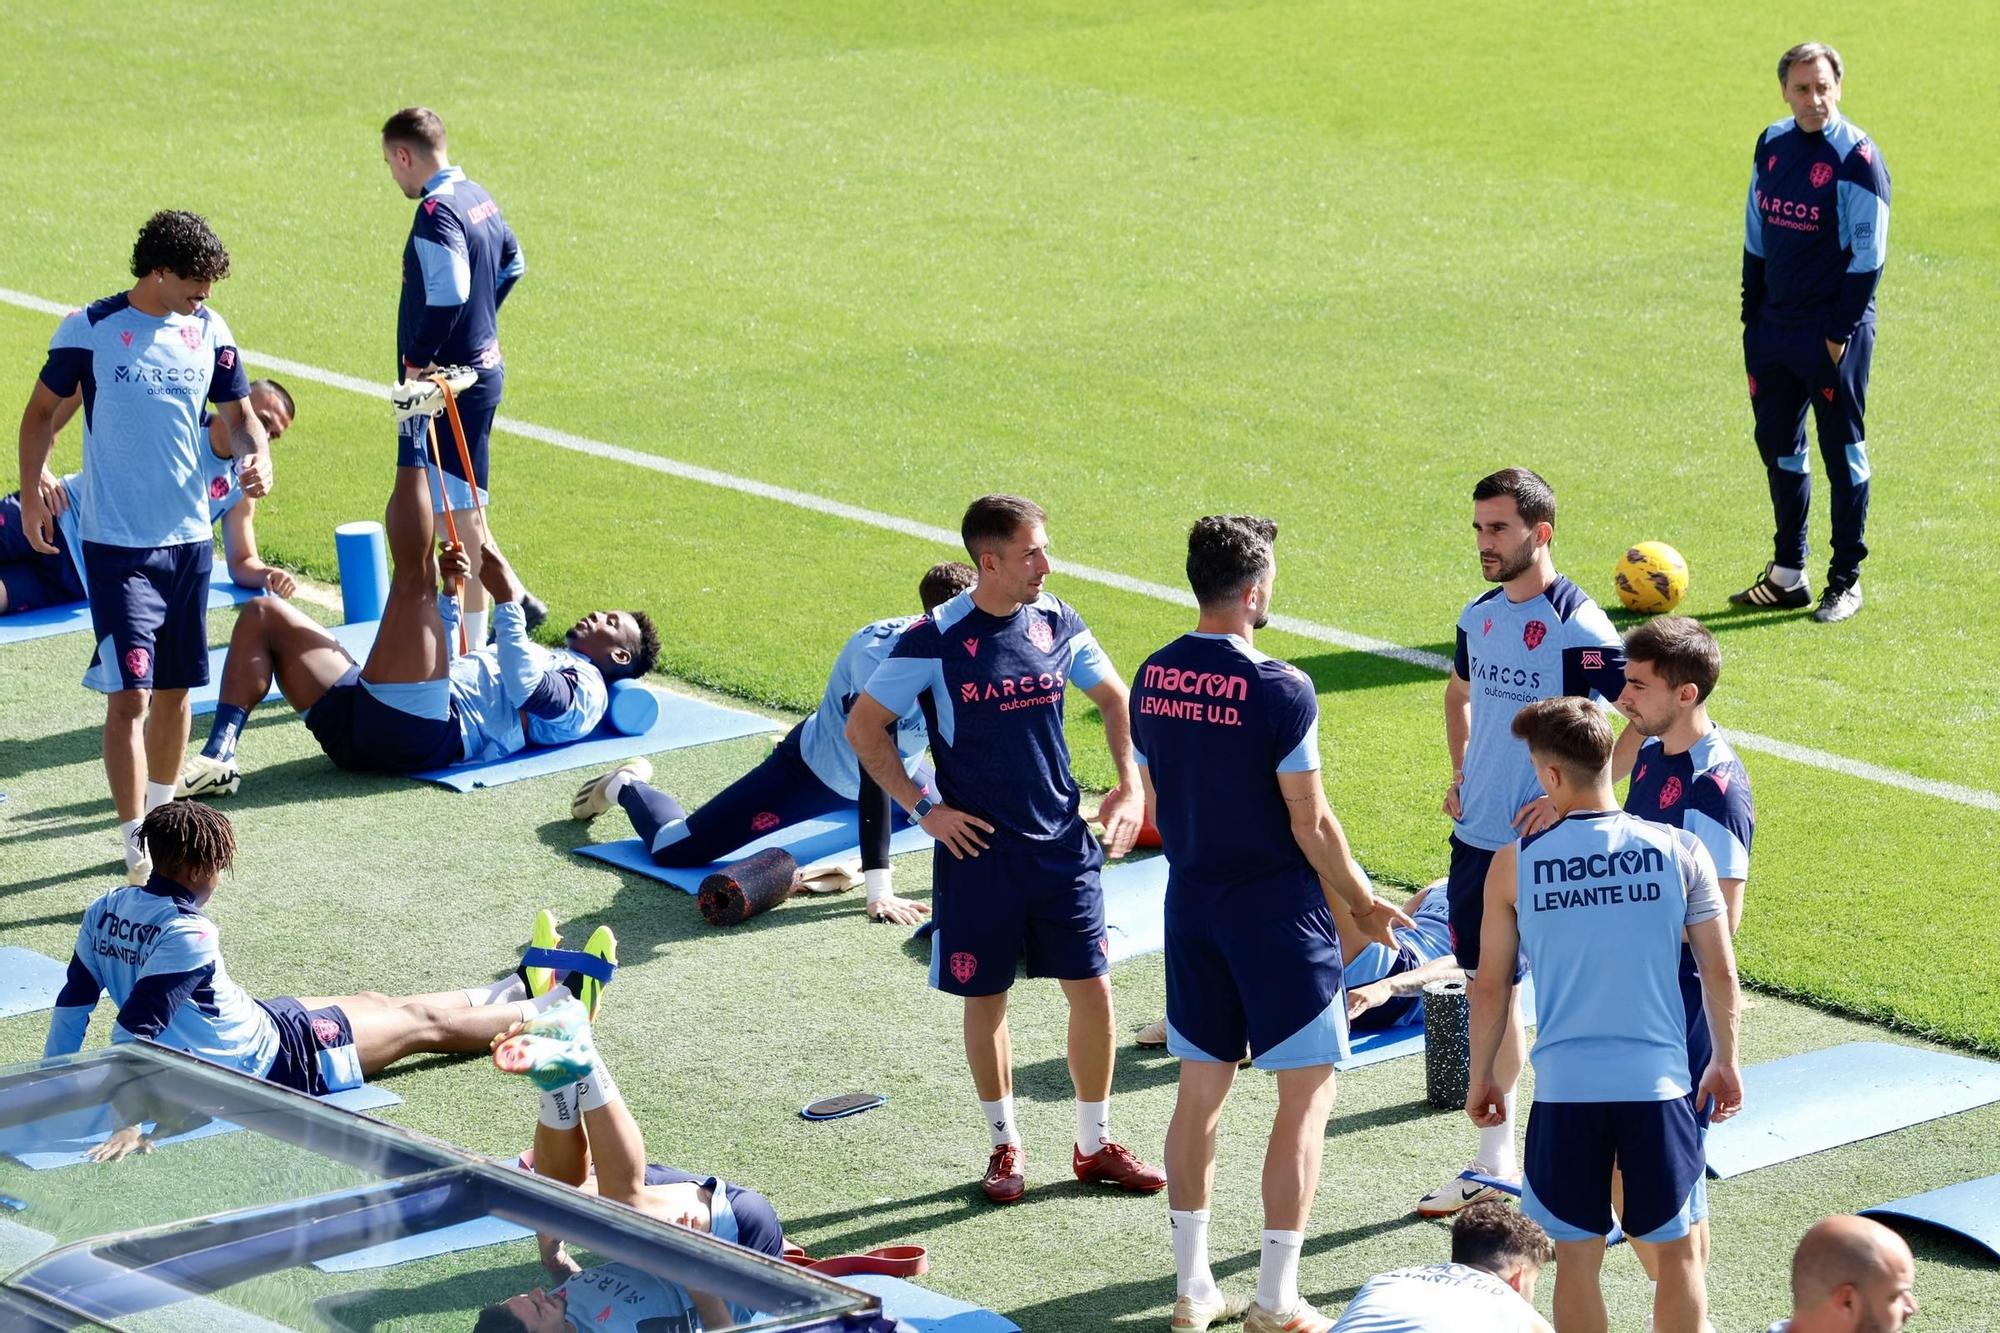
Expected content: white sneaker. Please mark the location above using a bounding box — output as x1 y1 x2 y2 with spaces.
1135 1018 1168 1047
1243 1300 1331 1333
1415 1161 1517 1218
1171 1290 1251 1331
177 753 241 799
390 366 478 421
571 757 652 821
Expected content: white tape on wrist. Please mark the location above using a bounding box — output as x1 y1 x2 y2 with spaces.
864 867 893 907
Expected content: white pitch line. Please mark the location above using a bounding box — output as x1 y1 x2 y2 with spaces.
5 285 1995 814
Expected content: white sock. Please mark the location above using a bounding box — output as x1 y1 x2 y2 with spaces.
143 781 175 815
979 1095 1020 1147
1257 1229 1304 1314
601 769 632 803
577 1056 620 1112
120 818 143 852
529 984 572 1015
464 975 527 1008
1478 1093 1518 1178
1169 1209 1219 1302
463 608 489 647
1076 1099 1109 1156
1770 564 1805 588
863 867 893 906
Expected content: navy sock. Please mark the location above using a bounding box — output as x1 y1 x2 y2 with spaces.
203 703 249 761
617 780 684 847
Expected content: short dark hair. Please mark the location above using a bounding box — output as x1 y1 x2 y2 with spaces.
251 378 297 421
1623 615 1722 704
130 211 231 283
382 106 448 151
1451 1201 1554 1275
919 561 976 611
140 802 237 881
960 494 1046 559
1471 468 1556 529
1186 515 1278 610
1511 695 1613 778
1779 41 1843 86
617 611 661 681
472 1303 528 1333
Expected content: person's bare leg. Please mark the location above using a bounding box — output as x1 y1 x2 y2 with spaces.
533 1121 591 1188
143 688 190 786
1165 1060 1236 1212
1059 974 1115 1102
1649 1232 1708 1333
453 505 488 618
215 597 353 714
104 689 149 822
1264 1065 1337 1231
344 999 532 1076
1552 1238 1609 1333
365 465 450 685
964 992 1012 1101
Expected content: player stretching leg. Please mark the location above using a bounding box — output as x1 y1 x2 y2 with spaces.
1468 697 1742 1333
1424 467 1624 1217
44 803 574 1161
15 211 270 881
847 494 1165 1204
1131 516 1411 1333
572 561 975 925
1612 616 1755 1292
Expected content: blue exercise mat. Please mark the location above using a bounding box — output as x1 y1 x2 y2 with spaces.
577 811 933 894
1862 1172 2000 1261
837 1275 1020 1333
0 578 259 646
311 1214 534 1272
1335 973 1540 1071
0 948 70 1019
1099 856 1167 964
1706 1041 2000 1179
416 688 780 791
0 1084 401 1170
188 619 381 715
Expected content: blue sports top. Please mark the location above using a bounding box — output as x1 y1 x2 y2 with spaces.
1515 811 1723 1102
45 876 279 1081
447 600 609 762
397 166 523 403
1452 577 1624 850
1626 728 1754 882
798 615 930 800
1129 632 1320 897
1743 114 1890 340
38 294 251 548
861 589 1111 840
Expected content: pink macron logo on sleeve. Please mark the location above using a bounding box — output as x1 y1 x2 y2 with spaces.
422 198 439 215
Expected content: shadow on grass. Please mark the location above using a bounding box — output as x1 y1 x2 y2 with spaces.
786 1175 1091 1257
1288 642 1456 695
0 861 126 898
0 723 106 783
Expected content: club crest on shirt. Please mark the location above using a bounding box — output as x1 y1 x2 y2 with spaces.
949 951 978 983
1026 618 1054 653
1658 776 1684 809
1522 620 1547 651
209 476 230 500
1809 161 1834 189
178 325 202 350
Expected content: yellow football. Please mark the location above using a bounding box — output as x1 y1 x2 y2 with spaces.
1613 541 1689 614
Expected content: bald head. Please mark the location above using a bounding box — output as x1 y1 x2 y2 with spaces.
1789 1215 1919 1332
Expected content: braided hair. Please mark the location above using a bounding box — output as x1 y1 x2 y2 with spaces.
138 802 237 882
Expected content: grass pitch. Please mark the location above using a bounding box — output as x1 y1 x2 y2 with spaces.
2 1 1999 1327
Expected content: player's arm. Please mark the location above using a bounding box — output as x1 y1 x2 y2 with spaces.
1079 671 1143 857
1465 842 1520 1127
1681 835 1743 1121
404 208 471 370
1829 141 1891 348
495 221 526 309
1277 768 1413 949
43 954 102 1058
1611 720 1644 784
1347 956 1463 1022
48 388 82 440
90 955 218 1161
208 396 271 498
217 501 293 596
1443 649 1471 818
16 380 69 554
848 690 991 859
1743 133 1768 326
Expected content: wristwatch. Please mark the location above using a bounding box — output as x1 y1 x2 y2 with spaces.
912 796 937 820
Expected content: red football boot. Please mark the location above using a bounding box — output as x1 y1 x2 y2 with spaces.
982 1142 1026 1204
1073 1141 1167 1193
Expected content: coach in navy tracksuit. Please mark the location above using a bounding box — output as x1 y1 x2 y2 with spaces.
1732 41 1890 625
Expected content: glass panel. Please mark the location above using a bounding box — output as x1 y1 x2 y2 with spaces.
0 1048 878 1333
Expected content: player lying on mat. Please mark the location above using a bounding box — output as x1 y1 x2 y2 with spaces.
571 560 976 926
0 379 299 615
44 803 586 1159
1135 879 1459 1047
480 999 786 1333
178 457 657 794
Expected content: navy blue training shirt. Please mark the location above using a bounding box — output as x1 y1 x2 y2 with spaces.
397 166 524 402
1743 114 1890 340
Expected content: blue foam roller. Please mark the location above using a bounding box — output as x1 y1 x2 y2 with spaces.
608 679 661 735
334 521 389 624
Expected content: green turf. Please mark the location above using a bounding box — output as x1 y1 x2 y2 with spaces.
1 0 1998 1326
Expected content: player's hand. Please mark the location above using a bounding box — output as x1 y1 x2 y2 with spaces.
1465 1077 1508 1128
1349 894 1417 950
1511 795 1558 836
237 451 271 498
1441 776 1464 820
539 1237 582 1279
263 568 297 598
920 804 993 860
1696 1059 1745 1124
1825 338 1847 366
866 893 931 926
476 540 525 605
36 468 69 517
87 1125 154 1163
18 481 60 556
438 540 472 584
1346 982 1389 1021
1096 783 1144 858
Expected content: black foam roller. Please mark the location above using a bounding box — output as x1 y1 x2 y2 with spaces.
698 848 801 926
1423 978 1472 1110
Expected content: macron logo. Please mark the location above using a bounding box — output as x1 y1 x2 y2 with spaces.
963 638 979 657
119 330 134 347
